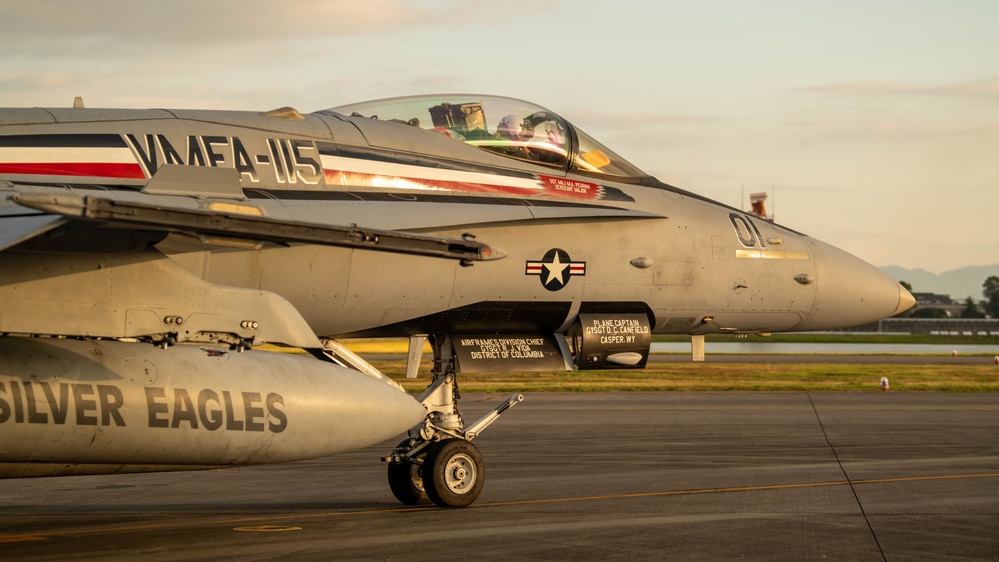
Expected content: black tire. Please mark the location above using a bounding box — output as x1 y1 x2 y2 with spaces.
387 460 428 505
422 439 484 508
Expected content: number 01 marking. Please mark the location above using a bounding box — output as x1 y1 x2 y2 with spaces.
729 214 765 248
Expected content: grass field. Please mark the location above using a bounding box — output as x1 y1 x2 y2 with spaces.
369 359 999 393
263 334 999 392
653 333 998 345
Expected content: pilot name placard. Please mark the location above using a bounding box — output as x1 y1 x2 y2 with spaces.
539 175 598 195
582 317 651 344
537 175 604 200
571 313 652 369
452 335 567 373
0 380 287 433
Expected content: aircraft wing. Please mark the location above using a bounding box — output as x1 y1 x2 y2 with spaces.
1 182 502 349
7 192 502 262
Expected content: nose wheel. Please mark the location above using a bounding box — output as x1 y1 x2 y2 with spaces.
387 438 485 507
422 439 484 508
387 439 428 505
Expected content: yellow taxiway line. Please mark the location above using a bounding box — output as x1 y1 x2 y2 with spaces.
3 472 997 543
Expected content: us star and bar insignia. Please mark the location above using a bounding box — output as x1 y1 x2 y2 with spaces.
525 248 585 291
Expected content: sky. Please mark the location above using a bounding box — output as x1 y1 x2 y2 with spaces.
1 0 996 274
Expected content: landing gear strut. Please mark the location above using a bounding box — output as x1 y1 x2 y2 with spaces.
383 336 522 507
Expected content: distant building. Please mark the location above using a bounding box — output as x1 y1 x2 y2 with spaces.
911 292 963 317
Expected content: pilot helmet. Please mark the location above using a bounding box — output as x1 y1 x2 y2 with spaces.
497 114 534 141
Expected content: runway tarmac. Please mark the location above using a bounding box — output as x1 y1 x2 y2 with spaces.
1 392 997 561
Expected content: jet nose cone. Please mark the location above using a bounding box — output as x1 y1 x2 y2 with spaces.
895 284 916 316
797 240 912 331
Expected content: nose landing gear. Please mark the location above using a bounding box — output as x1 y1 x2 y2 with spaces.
382 336 522 507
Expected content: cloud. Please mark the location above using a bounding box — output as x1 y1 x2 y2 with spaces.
0 0 556 52
794 76 999 100
564 108 719 130
0 0 556 107
0 70 81 90
781 119 999 143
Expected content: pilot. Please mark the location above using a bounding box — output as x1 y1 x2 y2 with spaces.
497 114 535 142
525 111 563 148
494 114 538 161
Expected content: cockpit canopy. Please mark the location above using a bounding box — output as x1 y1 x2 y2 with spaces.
324 95 647 178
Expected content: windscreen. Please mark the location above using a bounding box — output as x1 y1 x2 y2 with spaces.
325 95 646 177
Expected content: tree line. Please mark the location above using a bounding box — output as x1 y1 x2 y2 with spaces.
899 276 999 319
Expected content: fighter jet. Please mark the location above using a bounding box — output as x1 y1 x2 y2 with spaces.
0 94 914 507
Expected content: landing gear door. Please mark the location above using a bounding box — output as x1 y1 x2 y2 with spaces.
569 313 652 369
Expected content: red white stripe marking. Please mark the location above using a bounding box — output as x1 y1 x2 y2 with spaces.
322 155 603 201
0 146 144 179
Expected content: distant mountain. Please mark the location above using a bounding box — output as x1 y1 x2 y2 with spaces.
880 264 999 301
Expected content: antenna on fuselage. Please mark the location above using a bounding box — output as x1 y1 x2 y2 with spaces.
748 192 773 222
73 96 85 109
771 184 776 222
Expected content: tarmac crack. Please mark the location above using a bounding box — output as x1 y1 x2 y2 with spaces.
807 391 887 562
